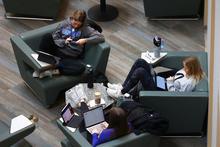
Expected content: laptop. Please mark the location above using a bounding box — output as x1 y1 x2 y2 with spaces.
156 76 166 90
83 106 108 134
37 51 60 64
61 103 83 128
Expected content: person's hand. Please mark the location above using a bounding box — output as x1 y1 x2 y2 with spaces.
65 37 72 44
166 76 174 81
100 122 108 129
76 39 87 45
91 128 100 134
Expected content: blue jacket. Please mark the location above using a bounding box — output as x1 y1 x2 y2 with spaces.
92 123 132 147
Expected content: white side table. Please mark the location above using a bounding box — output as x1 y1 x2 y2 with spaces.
141 51 167 64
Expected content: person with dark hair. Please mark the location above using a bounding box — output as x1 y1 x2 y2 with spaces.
91 107 131 147
34 9 104 77
107 56 205 99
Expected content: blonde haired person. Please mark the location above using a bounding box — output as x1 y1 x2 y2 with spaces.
166 56 205 92
107 56 205 99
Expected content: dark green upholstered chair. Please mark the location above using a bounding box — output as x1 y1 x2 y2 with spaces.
139 51 208 136
10 22 110 108
56 119 160 147
2 0 61 20
143 0 202 18
0 120 35 146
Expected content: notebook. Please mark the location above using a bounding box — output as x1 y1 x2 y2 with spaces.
156 76 166 90
61 103 83 128
83 106 108 134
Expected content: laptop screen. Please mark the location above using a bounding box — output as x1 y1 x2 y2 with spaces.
61 103 74 124
156 76 166 90
83 106 105 128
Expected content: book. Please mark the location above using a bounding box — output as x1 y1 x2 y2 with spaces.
10 115 32 134
141 51 167 64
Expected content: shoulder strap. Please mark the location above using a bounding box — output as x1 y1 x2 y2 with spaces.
174 73 184 81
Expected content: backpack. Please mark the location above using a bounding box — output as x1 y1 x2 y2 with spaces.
120 101 169 135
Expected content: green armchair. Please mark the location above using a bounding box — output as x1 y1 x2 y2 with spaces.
56 119 160 147
139 51 208 136
0 120 35 146
2 0 61 20
10 22 110 108
143 0 202 18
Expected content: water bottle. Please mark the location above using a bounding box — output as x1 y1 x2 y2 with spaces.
87 64 94 88
153 46 161 58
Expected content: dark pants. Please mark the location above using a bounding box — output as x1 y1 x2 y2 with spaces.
121 59 156 96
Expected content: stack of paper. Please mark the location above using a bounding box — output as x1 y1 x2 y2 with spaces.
10 115 33 134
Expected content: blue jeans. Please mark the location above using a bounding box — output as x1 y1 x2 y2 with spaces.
121 59 156 95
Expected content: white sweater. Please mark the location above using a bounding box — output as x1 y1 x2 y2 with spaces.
166 70 196 92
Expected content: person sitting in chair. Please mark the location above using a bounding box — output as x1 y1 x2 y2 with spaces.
40 9 104 59
91 107 131 147
107 56 205 99
34 9 104 78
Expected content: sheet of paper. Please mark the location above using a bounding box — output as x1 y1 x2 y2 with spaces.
10 115 33 134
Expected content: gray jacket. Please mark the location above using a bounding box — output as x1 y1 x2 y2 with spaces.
166 70 196 92
52 18 105 58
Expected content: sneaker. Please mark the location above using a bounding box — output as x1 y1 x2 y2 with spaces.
32 71 40 78
107 83 123 90
39 70 52 78
107 88 122 99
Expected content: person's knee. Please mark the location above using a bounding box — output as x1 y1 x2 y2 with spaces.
134 68 146 77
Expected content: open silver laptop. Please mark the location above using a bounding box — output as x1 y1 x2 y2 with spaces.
83 106 108 134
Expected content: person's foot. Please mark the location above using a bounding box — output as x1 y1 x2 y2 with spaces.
107 83 123 90
107 88 122 99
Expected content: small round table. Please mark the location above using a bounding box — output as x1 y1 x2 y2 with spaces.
88 0 118 22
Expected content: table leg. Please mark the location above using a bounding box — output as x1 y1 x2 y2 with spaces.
88 0 118 21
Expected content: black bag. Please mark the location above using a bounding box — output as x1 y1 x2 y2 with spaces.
59 58 85 75
93 72 109 87
120 101 169 135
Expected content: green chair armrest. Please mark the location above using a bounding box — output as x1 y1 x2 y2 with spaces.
83 42 110 74
10 36 57 72
139 91 208 98
0 121 35 146
56 120 92 147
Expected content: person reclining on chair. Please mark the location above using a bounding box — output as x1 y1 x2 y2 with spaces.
107 56 205 99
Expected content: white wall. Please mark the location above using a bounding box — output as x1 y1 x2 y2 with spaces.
207 0 220 146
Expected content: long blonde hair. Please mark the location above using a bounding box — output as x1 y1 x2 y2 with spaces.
183 56 205 83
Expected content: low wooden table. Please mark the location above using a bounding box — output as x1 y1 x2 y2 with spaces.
65 83 115 110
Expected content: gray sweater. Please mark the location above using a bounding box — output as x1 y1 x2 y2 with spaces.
166 70 196 92
52 18 105 57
